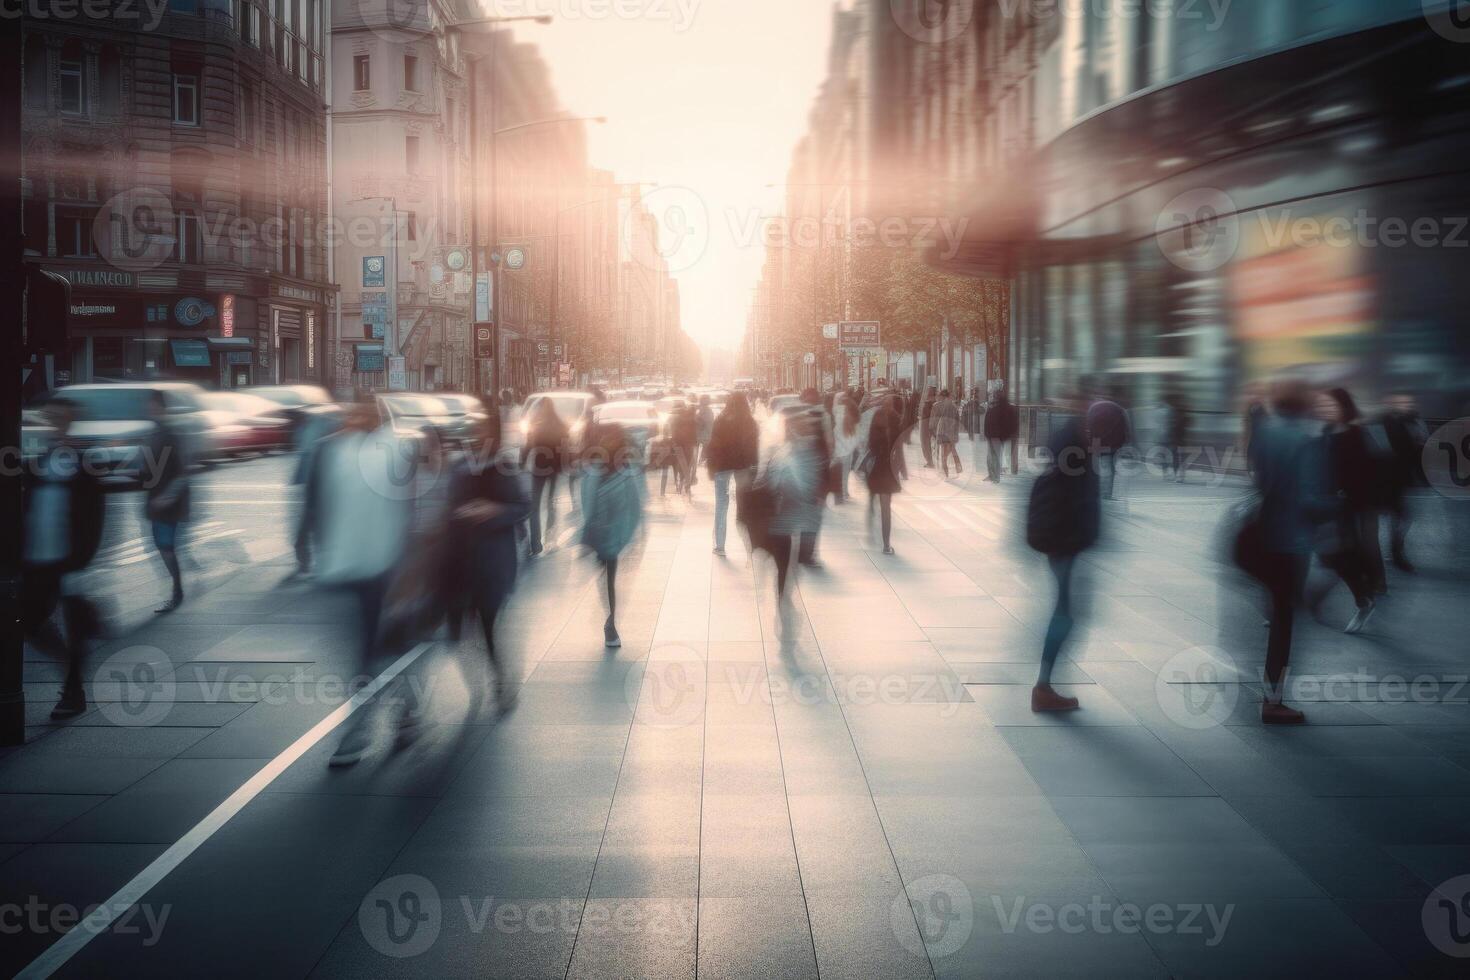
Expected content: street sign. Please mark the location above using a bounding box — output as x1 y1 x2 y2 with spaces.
363 256 386 287
474 322 495 359
802 352 816 366
821 323 839 340
475 273 492 321
838 321 881 349
356 344 385 373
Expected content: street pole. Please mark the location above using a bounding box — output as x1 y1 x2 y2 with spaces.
2 22 22 745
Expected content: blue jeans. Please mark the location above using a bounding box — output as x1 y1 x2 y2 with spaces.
713 470 732 550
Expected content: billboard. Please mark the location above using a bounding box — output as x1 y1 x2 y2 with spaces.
838 321 881 349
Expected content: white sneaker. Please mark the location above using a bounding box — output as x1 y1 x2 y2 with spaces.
712 547 726 557
1345 602 1376 635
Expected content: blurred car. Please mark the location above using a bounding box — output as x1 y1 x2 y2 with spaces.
763 393 805 442
243 384 335 436
378 393 460 452
200 391 293 458
425 393 488 447
592 400 662 461
519 391 594 450
50 382 212 478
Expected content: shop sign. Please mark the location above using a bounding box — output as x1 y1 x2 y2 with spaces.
356 345 385 373
70 303 117 316
174 297 217 327
53 268 134 288
838 321 882 349
221 294 236 337
170 339 211 367
363 256 386 287
226 352 253 365
306 311 316 369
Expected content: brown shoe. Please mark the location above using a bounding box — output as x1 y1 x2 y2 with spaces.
1031 684 1080 713
1261 700 1306 725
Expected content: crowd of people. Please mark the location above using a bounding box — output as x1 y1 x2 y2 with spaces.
19 373 1436 762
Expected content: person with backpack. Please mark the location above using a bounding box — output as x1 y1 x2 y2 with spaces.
705 392 759 557
1025 391 1100 712
22 396 106 720
580 422 645 648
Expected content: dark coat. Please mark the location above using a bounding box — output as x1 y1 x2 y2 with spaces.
145 424 190 524
984 398 1019 441
705 409 759 475
1026 415 1100 557
521 415 570 475
448 456 530 614
1249 415 1328 556
865 405 904 495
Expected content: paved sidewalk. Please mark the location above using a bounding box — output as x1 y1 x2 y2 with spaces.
6 449 1470 978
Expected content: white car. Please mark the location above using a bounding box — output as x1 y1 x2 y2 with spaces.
519 391 595 449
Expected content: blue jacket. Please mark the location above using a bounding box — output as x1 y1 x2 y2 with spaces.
1249 414 1328 556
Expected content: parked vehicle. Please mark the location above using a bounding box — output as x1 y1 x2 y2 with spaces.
378 393 460 452
200 391 293 458
243 384 335 437
592 400 662 462
50 382 212 478
519 391 594 450
430 393 490 447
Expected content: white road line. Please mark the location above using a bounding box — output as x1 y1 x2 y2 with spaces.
15 640 437 980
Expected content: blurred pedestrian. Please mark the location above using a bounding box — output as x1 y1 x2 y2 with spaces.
1085 381 1130 501
1307 387 1379 634
1025 391 1100 712
693 394 715 478
1163 392 1190 483
1380 392 1426 572
22 397 105 719
291 403 343 577
146 391 190 613
581 423 645 648
901 387 919 447
834 391 862 502
705 391 759 557
919 384 938 468
1245 379 1329 725
984 387 1019 482
669 400 698 497
933 389 962 477
310 400 414 766
521 398 569 557
865 393 906 555
449 416 529 710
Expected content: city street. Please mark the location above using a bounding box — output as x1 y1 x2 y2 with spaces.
8 443 1470 978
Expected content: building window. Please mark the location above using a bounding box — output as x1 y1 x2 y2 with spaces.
24 35 47 109
173 73 200 125
57 209 97 258
60 46 86 115
170 0 198 11
403 54 418 91
175 213 203 264
405 212 417 242
248 5 262 45
239 82 256 143
405 134 419 173
353 54 370 91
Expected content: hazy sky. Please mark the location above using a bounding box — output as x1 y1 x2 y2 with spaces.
512 0 840 354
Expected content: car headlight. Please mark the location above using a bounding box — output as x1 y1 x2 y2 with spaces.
218 425 247 435
518 419 530 435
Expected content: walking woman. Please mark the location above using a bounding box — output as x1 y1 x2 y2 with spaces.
866 393 906 555
705 392 759 556
1308 387 1379 634
449 416 530 709
580 422 645 648
147 391 191 613
522 397 569 557
834 391 862 502
1025 392 1101 713
933 389 963 477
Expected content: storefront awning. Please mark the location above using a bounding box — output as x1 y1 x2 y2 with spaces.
170 339 211 367
205 337 254 350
